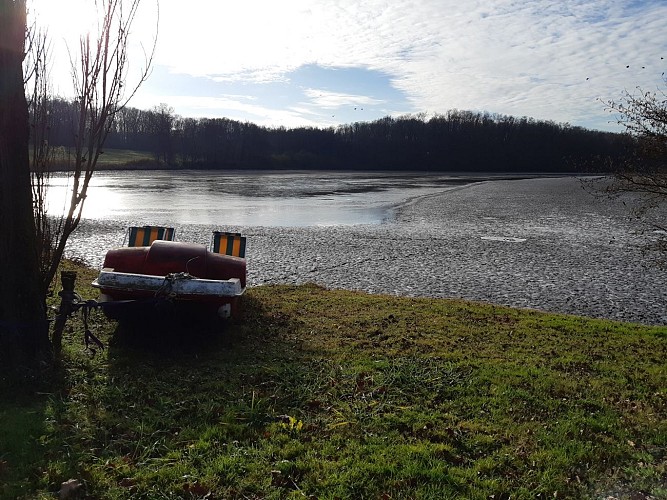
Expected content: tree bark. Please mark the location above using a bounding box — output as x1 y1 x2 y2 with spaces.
0 0 50 373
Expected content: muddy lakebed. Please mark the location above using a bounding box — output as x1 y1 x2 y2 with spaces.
55 171 667 325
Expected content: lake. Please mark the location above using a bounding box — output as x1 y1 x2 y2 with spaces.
44 172 667 324
46 170 492 227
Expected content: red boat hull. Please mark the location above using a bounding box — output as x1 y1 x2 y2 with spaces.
93 240 247 320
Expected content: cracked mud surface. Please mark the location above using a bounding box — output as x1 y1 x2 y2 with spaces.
71 177 667 325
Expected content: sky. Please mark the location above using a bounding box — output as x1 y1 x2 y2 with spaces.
30 0 667 132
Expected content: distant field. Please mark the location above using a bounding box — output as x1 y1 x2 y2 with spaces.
33 147 157 170
95 148 154 167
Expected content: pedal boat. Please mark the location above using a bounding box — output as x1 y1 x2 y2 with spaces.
92 233 246 320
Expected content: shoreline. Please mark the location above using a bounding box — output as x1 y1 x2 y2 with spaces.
67 176 667 326
242 176 666 325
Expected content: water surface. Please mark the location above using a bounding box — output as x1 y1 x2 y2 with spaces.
46 170 474 226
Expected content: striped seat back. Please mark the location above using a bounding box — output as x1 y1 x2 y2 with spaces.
212 231 246 258
127 226 175 247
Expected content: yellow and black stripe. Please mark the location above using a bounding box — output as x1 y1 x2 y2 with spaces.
212 231 246 258
127 226 175 247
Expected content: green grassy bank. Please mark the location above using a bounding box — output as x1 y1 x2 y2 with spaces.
94 149 156 169
1 264 666 499
35 148 158 171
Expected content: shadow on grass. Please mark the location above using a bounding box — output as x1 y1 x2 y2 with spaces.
1 292 311 498
0 396 48 498
83 293 331 496
106 293 300 355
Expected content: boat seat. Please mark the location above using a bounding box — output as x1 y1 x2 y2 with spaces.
211 231 246 258
127 226 175 247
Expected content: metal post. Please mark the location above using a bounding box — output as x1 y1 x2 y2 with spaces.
52 270 77 360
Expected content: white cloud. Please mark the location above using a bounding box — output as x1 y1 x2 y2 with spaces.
130 93 324 129
303 89 386 109
29 0 667 130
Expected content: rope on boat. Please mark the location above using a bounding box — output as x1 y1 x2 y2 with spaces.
52 270 198 356
81 301 104 355
51 289 106 356
155 272 194 299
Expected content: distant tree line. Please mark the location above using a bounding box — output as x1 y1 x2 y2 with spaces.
34 98 632 172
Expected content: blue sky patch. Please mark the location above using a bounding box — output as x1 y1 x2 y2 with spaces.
139 63 413 127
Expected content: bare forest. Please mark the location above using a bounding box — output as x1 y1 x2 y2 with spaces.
36 101 630 172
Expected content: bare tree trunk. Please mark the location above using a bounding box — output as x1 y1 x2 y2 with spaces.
0 0 50 372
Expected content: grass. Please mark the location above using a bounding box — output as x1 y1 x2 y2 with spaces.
95 149 155 168
38 147 156 170
1 262 666 499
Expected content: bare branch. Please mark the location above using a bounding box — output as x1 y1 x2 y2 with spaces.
29 0 158 290
597 70 667 263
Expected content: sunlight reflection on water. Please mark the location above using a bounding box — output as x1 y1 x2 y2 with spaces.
46 170 467 227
